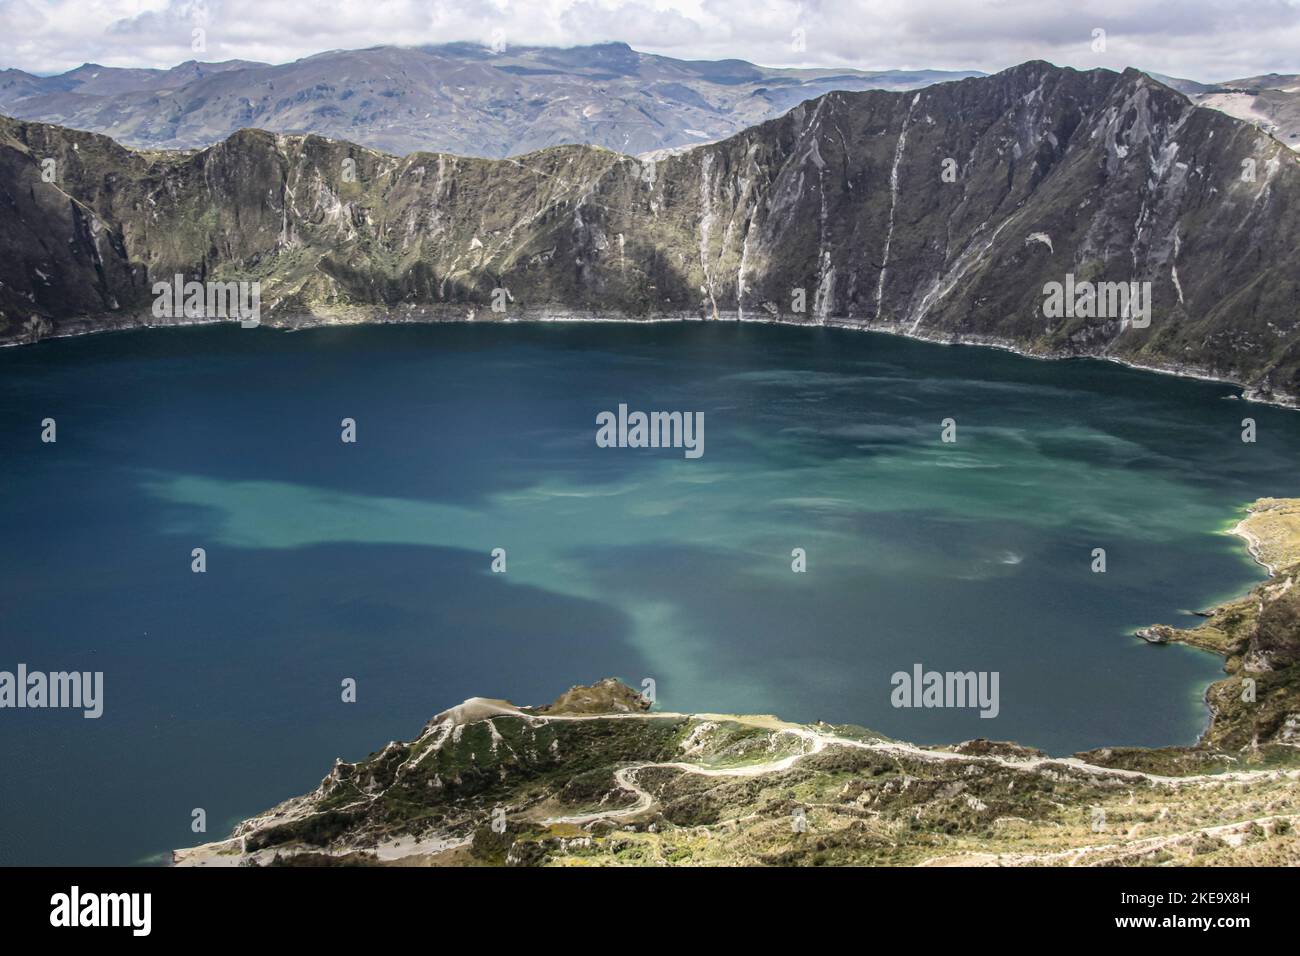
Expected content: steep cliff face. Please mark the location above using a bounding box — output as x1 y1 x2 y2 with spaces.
658 62 1300 395
3 61 1299 396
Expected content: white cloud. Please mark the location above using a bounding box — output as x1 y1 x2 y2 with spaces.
0 0 1296 81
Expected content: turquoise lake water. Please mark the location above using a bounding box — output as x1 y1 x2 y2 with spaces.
0 320 1290 865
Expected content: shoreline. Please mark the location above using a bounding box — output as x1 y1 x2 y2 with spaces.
5 308 1295 410
1230 518 1276 575
1139 498 1300 754
1224 498 1300 578
171 649 1300 867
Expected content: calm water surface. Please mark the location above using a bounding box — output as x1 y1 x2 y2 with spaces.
1 321 1292 864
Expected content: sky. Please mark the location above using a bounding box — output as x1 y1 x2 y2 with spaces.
0 0 1297 82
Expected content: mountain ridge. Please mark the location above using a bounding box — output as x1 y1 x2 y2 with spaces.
0 42 980 158
2 60 1299 400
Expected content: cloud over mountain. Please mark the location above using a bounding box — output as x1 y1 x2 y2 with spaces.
1 0 1298 81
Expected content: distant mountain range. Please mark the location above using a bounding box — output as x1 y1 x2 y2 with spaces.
0 42 980 158
3 61 1298 401
1150 71 1300 151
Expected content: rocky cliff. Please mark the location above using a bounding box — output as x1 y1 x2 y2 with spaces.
3 61 1299 398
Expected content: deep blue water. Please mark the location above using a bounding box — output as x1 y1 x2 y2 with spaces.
0 320 1291 865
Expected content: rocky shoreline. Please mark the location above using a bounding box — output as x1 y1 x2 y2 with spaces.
9 308 1298 410
1133 499 1300 751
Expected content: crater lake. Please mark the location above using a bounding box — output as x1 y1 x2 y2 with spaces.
0 320 1290 865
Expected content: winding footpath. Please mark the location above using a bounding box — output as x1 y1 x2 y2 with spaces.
534 713 1297 827
176 707 1298 865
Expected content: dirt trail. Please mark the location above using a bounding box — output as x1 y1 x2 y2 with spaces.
537 715 1298 827
177 708 1298 864
543 712 1294 788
